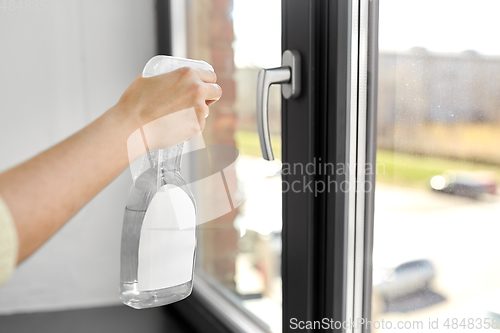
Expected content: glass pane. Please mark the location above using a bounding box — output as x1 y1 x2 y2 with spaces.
373 1 500 331
185 1 282 331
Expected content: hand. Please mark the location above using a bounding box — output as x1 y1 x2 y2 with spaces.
115 67 222 162
117 67 222 132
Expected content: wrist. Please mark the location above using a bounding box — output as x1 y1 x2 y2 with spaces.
106 102 142 138
105 103 151 166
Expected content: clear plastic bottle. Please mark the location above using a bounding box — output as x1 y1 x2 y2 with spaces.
120 56 213 309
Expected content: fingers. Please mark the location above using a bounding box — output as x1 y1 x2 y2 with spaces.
197 69 217 83
174 67 221 120
179 68 221 106
198 103 210 119
194 104 207 130
175 67 221 102
204 83 222 102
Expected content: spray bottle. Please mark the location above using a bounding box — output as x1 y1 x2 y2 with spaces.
120 56 213 309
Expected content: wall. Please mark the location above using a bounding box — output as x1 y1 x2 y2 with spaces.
0 0 156 314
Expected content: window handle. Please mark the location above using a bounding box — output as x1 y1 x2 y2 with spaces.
256 50 301 161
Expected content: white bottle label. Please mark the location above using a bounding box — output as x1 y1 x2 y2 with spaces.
137 184 196 291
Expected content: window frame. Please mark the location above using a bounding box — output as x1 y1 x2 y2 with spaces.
155 0 379 332
344 1 379 333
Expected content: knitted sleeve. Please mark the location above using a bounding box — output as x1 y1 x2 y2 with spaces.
0 195 18 286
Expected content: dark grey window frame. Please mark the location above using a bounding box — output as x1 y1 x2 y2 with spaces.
155 0 379 332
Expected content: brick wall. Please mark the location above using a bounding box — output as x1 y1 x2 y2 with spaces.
187 0 239 291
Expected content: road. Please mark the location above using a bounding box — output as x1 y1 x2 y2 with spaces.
235 156 500 332
373 183 500 332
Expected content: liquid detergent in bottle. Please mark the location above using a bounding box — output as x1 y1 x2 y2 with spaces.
120 56 213 309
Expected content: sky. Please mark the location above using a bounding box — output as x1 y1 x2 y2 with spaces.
232 0 500 68
379 0 500 55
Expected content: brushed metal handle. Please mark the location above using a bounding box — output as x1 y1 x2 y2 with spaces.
256 50 301 161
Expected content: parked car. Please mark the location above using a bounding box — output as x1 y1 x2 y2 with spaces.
430 171 497 199
481 290 500 327
461 289 500 327
373 259 435 302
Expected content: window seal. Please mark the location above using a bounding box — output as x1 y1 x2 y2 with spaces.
362 1 379 332
171 271 271 333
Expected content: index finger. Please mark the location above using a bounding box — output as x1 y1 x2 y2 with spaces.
197 69 217 84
